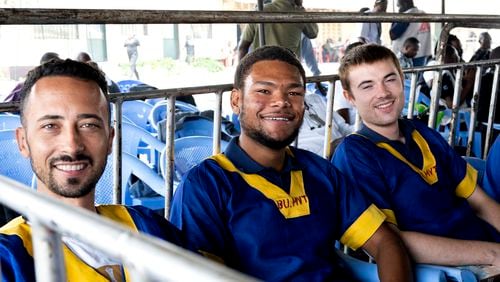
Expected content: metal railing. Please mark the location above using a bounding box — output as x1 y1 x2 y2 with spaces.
0 176 256 281
0 8 499 280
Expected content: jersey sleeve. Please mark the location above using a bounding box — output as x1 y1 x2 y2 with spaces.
332 136 397 225
0 234 36 282
482 136 500 202
126 206 185 248
169 161 230 263
328 156 386 250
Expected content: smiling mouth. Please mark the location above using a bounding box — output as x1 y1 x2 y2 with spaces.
54 163 87 172
375 100 394 109
264 116 292 121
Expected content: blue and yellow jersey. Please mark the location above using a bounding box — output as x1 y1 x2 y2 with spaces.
0 205 183 282
483 135 500 202
170 137 386 281
332 119 499 242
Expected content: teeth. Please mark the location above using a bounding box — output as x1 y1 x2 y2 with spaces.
265 117 290 121
376 101 393 109
56 164 85 171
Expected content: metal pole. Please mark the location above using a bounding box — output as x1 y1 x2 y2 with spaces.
164 96 176 218
213 91 224 154
483 64 500 158
466 66 483 157
257 0 266 46
112 100 123 204
406 72 418 120
30 218 66 282
448 67 464 146
323 80 335 160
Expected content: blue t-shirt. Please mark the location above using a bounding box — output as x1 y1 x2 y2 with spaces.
170 137 386 281
483 135 500 202
332 119 499 242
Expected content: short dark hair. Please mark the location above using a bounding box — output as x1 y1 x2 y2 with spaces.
19 59 110 125
39 52 60 65
234 46 306 91
339 44 403 92
403 37 420 48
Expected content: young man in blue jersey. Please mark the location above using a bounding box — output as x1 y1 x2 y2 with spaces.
332 44 500 267
483 136 500 202
0 59 183 281
170 45 413 281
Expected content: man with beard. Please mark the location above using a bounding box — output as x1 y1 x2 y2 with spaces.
170 46 413 281
0 59 183 281
332 44 500 267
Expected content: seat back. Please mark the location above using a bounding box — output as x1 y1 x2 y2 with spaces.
0 130 35 187
174 115 215 138
94 153 164 210
161 136 228 180
148 99 199 131
121 100 153 132
122 122 165 170
0 114 21 130
116 79 143 93
463 156 486 184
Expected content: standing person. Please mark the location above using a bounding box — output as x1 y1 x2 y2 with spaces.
237 0 318 60
170 45 413 281
185 35 195 64
470 32 492 62
0 59 184 280
397 37 420 80
390 0 431 66
124 34 140 80
321 38 337 62
359 0 388 45
332 44 500 268
3 52 60 103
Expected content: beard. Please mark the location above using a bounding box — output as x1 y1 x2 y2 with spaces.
31 153 104 198
239 107 302 150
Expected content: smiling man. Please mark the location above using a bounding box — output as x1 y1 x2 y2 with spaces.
0 59 183 281
170 45 413 281
332 44 500 267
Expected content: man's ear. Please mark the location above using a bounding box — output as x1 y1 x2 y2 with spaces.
230 88 242 115
15 127 30 158
107 126 115 155
343 89 356 107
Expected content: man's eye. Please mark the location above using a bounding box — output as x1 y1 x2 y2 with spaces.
289 91 304 96
81 123 99 128
257 89 270 94
41 124 56 129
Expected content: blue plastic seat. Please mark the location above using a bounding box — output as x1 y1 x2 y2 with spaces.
335 248 477 282
148 99 199 131
463 156 486 184
94 153 165 210
116 79 143 93
0 114 21 130
121 121 165 170
174 115 215 138
0 130 35 188
121 100 153 132
160 136 229 181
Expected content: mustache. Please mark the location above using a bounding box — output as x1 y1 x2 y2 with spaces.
49 154 93 165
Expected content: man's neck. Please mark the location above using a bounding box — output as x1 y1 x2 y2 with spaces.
366 122 404 142
238 135 287 171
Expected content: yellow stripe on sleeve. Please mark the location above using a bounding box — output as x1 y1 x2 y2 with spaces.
455 163 478 198
381 209 398 226
340 204 386 251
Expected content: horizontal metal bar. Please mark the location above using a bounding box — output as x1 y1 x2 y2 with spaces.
0 176 257 281
1 9 500 25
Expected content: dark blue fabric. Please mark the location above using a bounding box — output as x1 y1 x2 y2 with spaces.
333 119 500 242
170 137 373 281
